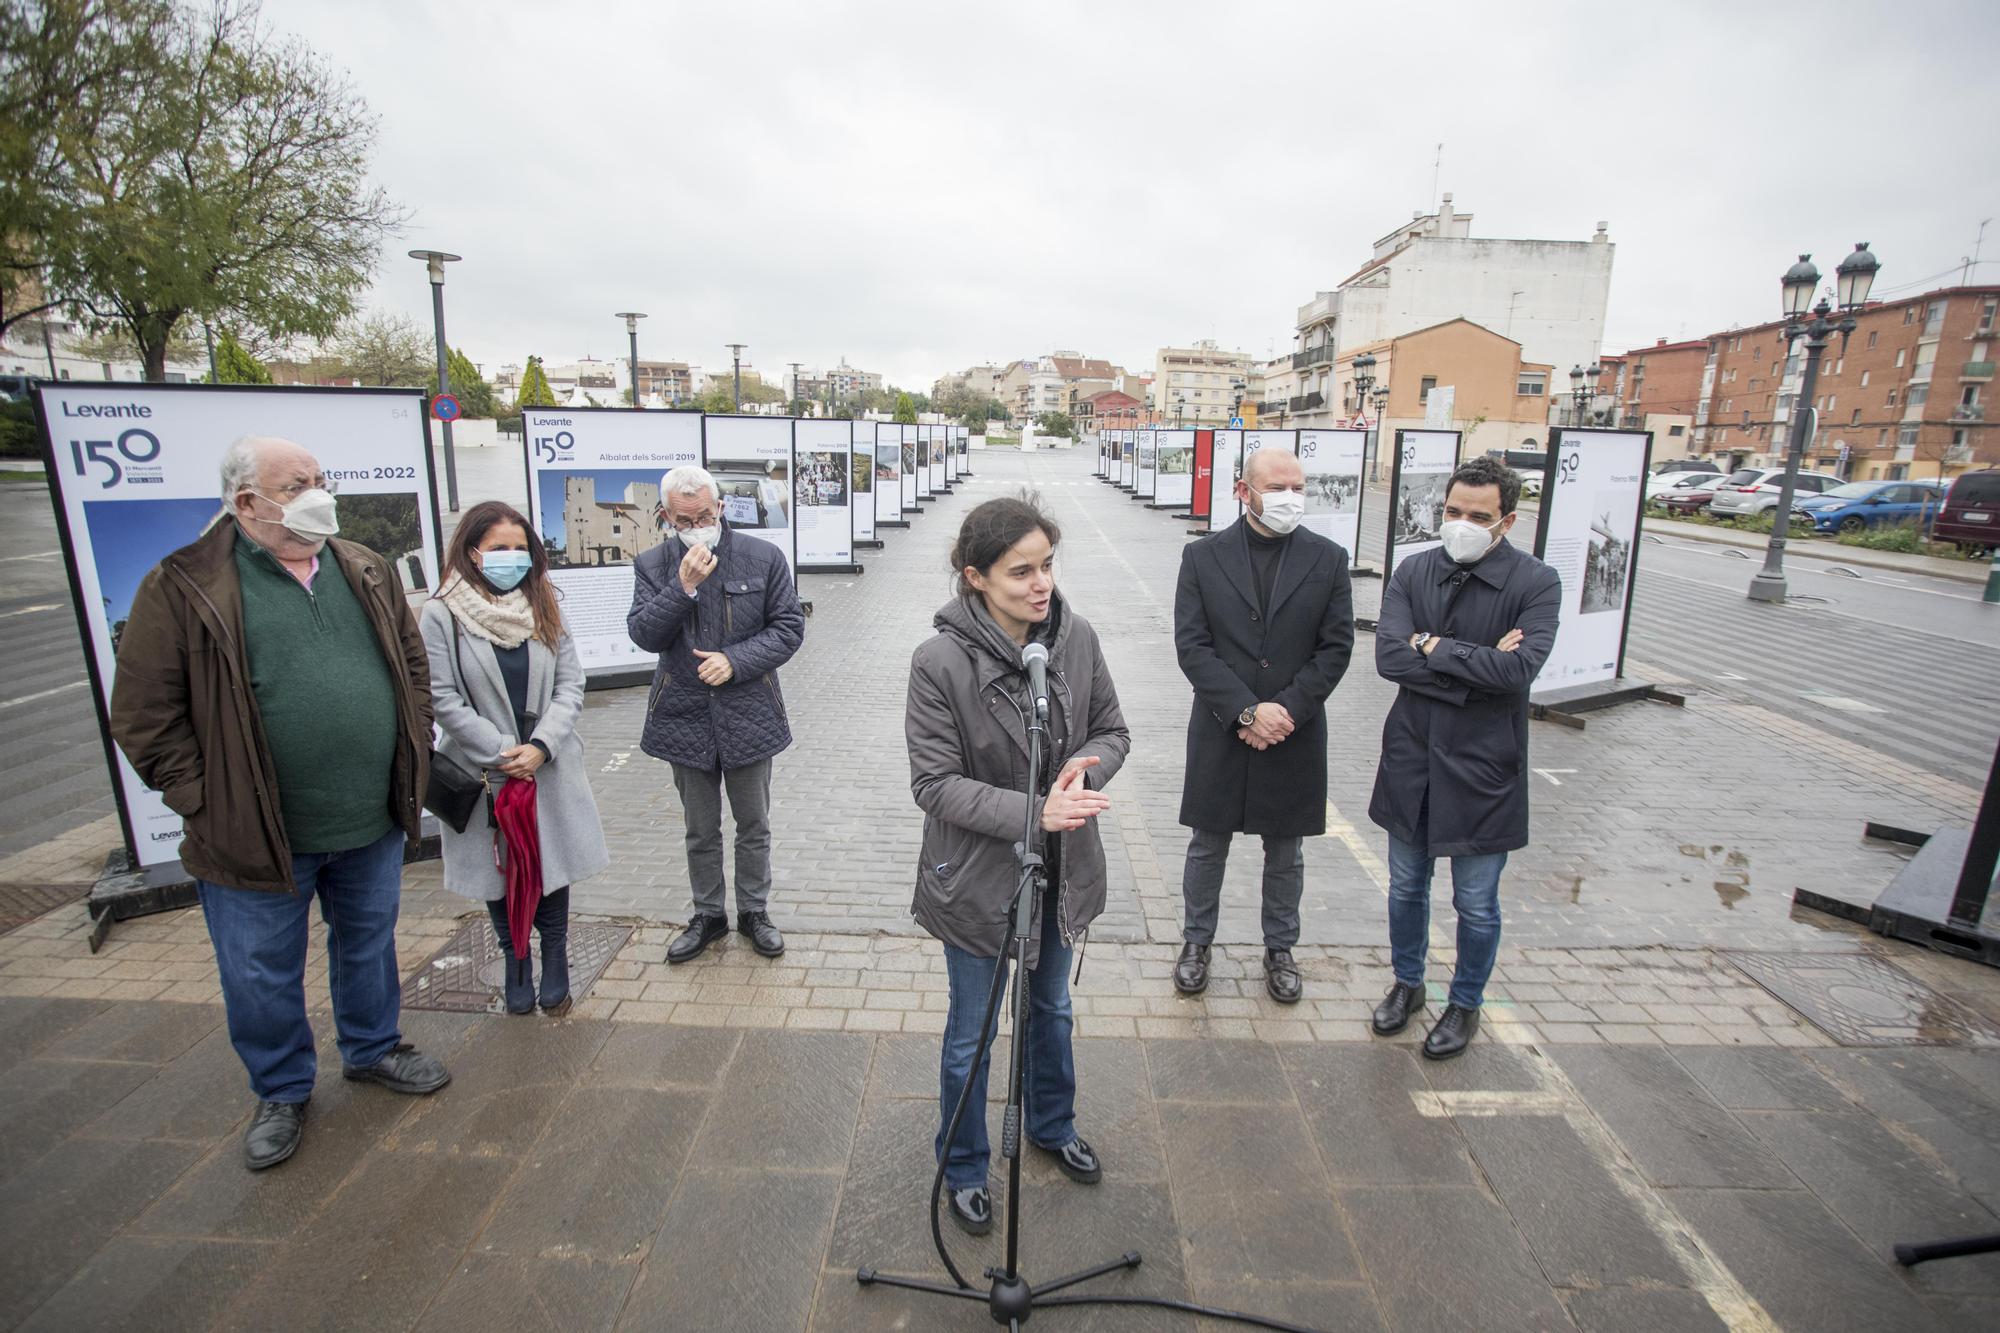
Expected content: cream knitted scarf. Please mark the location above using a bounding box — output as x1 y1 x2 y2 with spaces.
440 572 537 649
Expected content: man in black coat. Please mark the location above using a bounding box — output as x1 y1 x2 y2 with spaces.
1173 447 1354 1003
1368 456 1562 1059
629 466 806 965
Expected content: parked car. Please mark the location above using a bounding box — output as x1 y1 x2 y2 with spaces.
1706 467 1845 520
1662 485 1717 515
1519 473 1543 499
1646 471 1727 501
1791 480 1944 534
1648 458 1720 477
1933 470 2000 554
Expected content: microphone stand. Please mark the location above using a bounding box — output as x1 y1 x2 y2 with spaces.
858 672 1330 1333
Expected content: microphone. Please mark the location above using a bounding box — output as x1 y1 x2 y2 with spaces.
1021 641 1050 720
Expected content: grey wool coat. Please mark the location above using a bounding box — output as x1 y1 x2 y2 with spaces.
420 599 610 900
905 594 1131 965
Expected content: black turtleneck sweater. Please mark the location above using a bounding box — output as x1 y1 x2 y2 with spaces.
1245 521 1290 613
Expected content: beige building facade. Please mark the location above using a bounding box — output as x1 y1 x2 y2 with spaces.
1153 340 1253 426
561 476 665 566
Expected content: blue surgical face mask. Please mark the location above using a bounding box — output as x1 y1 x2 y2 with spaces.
480 550 533 592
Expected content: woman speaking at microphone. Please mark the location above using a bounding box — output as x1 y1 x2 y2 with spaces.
905 496 1131 1236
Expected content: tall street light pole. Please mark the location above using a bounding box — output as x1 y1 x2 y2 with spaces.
410 249 463 511
1748 243 1881 604
725 343 747 413
1352 352 1377 476
616 312 647 408
788 361 804 416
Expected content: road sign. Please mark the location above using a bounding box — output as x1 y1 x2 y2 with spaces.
1229 416 1242 428
431 393 462 422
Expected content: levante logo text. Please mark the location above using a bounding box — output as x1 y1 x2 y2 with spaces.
62 402 153 418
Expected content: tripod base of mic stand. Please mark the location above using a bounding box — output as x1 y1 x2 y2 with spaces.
857 1250 1142 1325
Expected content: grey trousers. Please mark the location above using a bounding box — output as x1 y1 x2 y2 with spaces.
670 758 774 917
1181 827 1305 949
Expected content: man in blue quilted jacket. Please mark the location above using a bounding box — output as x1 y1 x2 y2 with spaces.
629 466 807 963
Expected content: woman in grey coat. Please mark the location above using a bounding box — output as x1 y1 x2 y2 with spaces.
422 501 609 1015
905 497 1131 1236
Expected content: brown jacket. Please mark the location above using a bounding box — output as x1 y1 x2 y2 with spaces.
109 520 434 894
904 593 1130 963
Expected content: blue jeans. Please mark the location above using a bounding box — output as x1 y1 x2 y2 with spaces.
198 827 406 1103
1386 834 1507 1010
937 892 1077 1190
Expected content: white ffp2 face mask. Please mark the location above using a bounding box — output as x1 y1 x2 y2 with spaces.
681 525 721 551
1440 516 1501 562
1254 490 1305 535
250 488 339 541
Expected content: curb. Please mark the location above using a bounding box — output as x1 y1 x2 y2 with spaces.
1646 519 1987 586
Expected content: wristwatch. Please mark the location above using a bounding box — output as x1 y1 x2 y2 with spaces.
1237 705 1258 727
1411 632 1435 653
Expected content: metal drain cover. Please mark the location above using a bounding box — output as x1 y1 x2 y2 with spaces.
403 917 633 1013
1725 951 2000 1047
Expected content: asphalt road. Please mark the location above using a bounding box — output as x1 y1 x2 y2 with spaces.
2 447 1995 866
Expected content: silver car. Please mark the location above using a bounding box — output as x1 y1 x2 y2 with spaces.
1706 466 1845 520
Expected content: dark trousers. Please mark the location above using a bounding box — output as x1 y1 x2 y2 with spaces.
485 886 570 958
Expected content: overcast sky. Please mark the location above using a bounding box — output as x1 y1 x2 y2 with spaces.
266 0 2000 391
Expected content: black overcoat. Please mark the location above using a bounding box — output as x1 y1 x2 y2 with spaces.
1174 520 1354 836
1367 540 1563 857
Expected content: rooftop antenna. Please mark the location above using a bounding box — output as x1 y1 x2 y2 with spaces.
1965 218 1992 286
1430 143 1443 214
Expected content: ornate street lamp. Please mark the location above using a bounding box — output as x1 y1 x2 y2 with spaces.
410 249 463 510
1568 363 1601 426
616 312 647 409
1748 242 1881 604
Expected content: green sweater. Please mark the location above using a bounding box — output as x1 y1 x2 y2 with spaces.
235 532 398 854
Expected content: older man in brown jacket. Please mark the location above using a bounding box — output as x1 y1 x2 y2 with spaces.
110 435 448 1172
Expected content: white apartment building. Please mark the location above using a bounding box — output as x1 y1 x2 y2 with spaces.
0 312 209 384
1289 194 1613 428
1152 340 1253 426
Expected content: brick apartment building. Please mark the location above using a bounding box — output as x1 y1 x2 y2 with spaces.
1686 284 1997 481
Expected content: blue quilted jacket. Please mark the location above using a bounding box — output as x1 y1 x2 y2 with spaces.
628 526 806 771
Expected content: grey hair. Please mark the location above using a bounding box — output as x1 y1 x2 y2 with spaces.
660 465 721 505
218 435 296 502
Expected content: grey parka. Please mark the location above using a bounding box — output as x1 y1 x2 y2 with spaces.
905 593 1131 964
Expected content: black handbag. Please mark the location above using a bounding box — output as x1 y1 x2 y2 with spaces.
423 612 489 834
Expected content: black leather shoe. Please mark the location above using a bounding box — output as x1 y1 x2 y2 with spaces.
947 1186 992 1236
737 910 785 958
666 913 730 965
1173 941 1210 995
1372 981 1427 1035
342 1043 451 1094
1264 948 1303 1005
1422 1004 1481 1060
502 955 535 1015
1035 1137 1102 1184
243 1099 305 1171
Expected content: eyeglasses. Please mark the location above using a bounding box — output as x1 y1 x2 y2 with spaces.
667 513 718 531
259 478 338 500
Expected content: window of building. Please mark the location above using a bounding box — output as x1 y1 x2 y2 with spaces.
1909 384 1928 406
1925 300 1946 334
1964 385 1981 407
1419 376 1437 403
1850 409 1862 426
1896 349 1907 367
1904 307 1916 325
1981 299 1996 332
1866 330 1878 349
1887 389 1898 406
1668 424 1685 436
1860 370 1870 387
1890 463 1908 479
1516 371 1546 395
1741 409 1751 427
1898 424 1919 448
1877 429 1887 447
1831 357 1843 376
1955 428 1970 449
1973 340 1990 363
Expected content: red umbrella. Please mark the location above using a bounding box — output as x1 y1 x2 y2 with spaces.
493 778 543 960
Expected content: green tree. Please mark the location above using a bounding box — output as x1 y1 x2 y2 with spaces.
893 392 917 425
1035 411 1076 439
984 397 1007 421
332 312 431 386
0 0 174 340
514 355 557 410
34 2 405 378
334 492 421 562
693 382 737 414
435 345 493 417
211 328 271 383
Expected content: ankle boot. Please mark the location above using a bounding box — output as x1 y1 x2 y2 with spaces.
536 888 571 1015
488 904 536 1015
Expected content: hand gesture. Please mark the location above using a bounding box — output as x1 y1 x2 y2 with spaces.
679 541 718 594
1237 726 1271 751
1041 757 1110 833
1249 702 1294 746
1496 628 1524 653
497 743 545 782
693 648 734 686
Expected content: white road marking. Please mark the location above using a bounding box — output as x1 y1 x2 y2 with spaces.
0 603 62 618
0 679 88 711
1412 1047 1779 1333
1531 768 1576 787
1322 800 1387 891
0 550 60 562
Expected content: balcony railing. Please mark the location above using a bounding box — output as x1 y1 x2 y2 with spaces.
1296 292 1337 327
1961 360 1995 379
1952 404 1986 422
1286 392 1326 412
1291 344 1336 370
